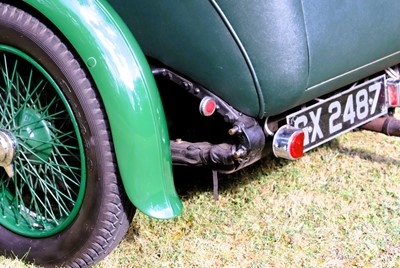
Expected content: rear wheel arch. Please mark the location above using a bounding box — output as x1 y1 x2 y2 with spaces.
22 0 183 219
0 3 135 266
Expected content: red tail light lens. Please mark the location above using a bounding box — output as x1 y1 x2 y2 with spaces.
289 131 305 159
273 126 305 160
388 83 399 106
387 80 400 107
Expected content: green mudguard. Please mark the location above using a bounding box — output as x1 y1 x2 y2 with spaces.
24 0 183 219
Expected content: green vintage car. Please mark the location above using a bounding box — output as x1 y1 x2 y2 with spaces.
0 0 399 266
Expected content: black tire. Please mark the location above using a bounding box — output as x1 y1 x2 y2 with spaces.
0 4 135 267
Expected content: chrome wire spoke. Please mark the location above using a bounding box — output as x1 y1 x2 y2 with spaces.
19 142 80 186
15 166 59 225
0 46 85 237
14 136 80 151
19 153 71 219
14 136 81 167
11 109 66 132
1 56 17 127
13 166 36 226
50 147 81 187
50 142 81 180
45 154 79 201
11 79 46 120
8 57 19 125
31 128 81 162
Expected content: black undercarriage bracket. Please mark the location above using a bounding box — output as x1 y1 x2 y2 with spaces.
153 67 266 174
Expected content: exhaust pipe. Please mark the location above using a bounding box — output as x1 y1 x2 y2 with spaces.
361 116 400 136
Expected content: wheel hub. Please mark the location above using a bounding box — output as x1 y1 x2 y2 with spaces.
0 45 86 238
0 129 17 177
16 108 53 164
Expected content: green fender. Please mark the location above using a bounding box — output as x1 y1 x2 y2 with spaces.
23 0 183 219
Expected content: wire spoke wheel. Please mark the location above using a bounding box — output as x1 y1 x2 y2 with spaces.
0 46 85 237
0 4 134 267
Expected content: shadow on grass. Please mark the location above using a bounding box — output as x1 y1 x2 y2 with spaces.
172 155 284 202
172 136 400 201
325 136 400 165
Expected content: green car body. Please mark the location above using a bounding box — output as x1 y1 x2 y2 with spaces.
110 0 400 117
24 0 183 219
3 0 400 266
22 0 400 218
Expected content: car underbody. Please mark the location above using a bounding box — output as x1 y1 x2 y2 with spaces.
155 62 400 176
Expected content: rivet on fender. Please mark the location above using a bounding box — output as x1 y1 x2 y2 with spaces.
87 57 97 68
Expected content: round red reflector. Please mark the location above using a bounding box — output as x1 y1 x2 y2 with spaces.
290 132 305 159
273 126 305 160
199 97 216 116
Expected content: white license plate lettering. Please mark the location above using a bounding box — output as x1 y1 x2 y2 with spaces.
356 89 369 120
294 115 310 145
368 83 381 115
310 108 324 143
343 94 355 124
328 101 342 134
287 76 387 152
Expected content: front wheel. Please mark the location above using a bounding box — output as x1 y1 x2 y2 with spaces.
0 4 134 267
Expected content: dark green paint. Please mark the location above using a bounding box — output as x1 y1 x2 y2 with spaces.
20 0 400 218
302 1 400 88
218 0 400 115
24 0 182 219
297 0 400 106
215 0 309 116
109 0 400 117
108 0 262 117
17 108 53 163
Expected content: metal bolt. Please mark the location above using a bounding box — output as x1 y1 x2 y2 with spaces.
181 81 191 90
228 125 240 135
233 148 246 159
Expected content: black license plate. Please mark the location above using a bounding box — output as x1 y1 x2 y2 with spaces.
287 75 387 152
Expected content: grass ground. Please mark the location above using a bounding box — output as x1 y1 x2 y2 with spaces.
1 130 400 267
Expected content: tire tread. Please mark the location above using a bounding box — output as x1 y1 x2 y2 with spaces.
0 4 135 268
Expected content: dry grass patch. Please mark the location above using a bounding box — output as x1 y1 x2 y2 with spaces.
1 130 400 267
97 130 400 268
